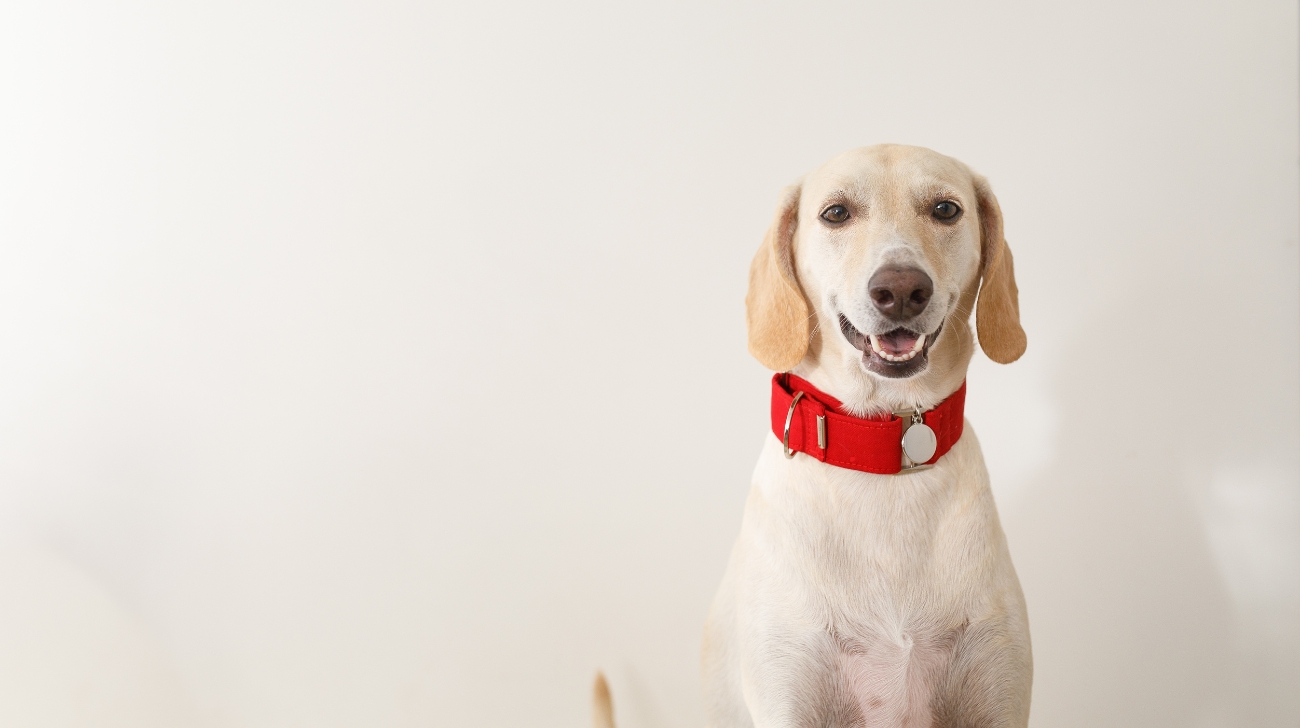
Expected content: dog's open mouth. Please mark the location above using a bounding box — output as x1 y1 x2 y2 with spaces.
869 329 927 363
838 315 942 379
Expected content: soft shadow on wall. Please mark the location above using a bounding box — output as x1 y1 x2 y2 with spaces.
997 258 1299 727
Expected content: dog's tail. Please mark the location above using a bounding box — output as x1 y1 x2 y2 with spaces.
592 671 616 728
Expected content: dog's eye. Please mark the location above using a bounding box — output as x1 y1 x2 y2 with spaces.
820 205 850 224
932 201 961 221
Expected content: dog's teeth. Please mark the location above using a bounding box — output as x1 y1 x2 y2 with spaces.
879 348 921 362
872 333 931 363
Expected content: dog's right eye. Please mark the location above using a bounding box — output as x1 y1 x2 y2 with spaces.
820 205 850 224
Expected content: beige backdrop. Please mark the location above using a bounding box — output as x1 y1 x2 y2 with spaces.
0 1 1296 726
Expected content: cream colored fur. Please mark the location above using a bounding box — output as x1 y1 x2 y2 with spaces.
592 144 1031 728
707 145 1031 727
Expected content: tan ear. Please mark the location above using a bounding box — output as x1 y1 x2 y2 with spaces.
745 184 810 371
974 177 1027 364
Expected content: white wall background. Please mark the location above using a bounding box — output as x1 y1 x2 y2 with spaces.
0 1 1297 726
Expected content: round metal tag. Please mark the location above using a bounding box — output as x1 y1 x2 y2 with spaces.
902 422 937 464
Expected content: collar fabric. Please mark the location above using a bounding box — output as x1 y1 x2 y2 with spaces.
770 373 966 474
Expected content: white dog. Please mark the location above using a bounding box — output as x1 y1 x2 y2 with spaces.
596 145 1031 728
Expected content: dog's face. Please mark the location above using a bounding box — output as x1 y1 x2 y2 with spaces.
746 145 1025 410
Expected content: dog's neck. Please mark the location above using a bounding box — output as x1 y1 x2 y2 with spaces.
791 315 975 418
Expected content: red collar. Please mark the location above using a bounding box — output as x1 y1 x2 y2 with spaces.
770 373 966 474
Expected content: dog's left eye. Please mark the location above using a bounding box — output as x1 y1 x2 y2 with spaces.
820 205 850 224
932 201 961 221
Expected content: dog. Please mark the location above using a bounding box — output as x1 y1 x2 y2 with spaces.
595 144 1031 728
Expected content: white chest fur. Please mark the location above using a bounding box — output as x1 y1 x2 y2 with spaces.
703 425 1032 728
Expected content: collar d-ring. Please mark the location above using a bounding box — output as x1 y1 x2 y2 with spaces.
782 391 806 459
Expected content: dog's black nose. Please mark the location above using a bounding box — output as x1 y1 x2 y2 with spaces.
868 266 933 321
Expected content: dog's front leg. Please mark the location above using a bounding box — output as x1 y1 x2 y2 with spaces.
702 578 755 728
731 629 881 728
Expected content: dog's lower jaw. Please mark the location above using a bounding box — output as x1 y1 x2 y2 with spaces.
856 323 944 380
837 312 944 380
792 324 967 418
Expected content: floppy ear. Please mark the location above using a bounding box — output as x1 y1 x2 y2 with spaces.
745 184 811 371
973 176 1027 364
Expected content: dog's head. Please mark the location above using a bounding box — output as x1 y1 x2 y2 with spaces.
746 145 1024 411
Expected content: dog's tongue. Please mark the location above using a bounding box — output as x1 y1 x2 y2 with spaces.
879 329 920 356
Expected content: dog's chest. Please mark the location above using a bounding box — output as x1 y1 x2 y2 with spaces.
736 438 1001 725
825 621 966 728
746 439 993 613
